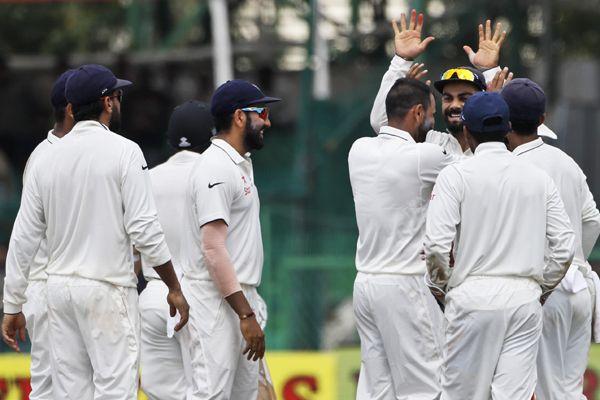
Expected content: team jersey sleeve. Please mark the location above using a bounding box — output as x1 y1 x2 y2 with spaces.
579 171 600 259
418 144 459 186
3 166 46 314
543 176 576 294
192 161 238 227
121 144 171 268
424 166 463 291
370 55 413 133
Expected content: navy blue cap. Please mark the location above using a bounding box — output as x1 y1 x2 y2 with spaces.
65 64 132 107
210 79 280 117
167 100 215 149
461 92 510 133
51 69 76 109
501 78 546 122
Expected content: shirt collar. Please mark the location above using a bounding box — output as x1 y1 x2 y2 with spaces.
513 137 544 156
474 141 510 156
47 129 61 144
168 150 201 164
72 120 110 133
378 126 415 143
211 138 249 165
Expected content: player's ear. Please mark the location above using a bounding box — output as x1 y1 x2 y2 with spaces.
232 109 246 129
66 103 74 119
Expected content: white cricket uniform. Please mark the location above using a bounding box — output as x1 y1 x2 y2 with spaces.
513 138 600 400
181 138 263 400
348 126 456 399
369 55 501 156
139 150 200 400
424 142 576 400
14 130 62 400
3 120 171 400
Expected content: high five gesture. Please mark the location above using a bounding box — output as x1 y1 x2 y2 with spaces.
392 9 435 60
463 20 507 69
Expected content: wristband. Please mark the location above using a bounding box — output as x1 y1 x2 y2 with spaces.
239 311 255 320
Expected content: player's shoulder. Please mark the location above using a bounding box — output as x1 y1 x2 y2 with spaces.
425 129 449 144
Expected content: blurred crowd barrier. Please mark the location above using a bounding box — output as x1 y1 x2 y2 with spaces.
3 346 600 399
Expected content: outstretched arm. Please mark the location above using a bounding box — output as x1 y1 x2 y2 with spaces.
370 9 435 133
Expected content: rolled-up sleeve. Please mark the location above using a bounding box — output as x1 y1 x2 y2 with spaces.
424 166 462 291
121 145 171 268
3 169 46 314
543 177 576 293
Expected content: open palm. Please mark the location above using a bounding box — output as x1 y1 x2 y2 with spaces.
464 20 507 69
393 9 435 60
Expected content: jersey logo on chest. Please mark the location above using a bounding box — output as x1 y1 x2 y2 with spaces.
242 175 252 196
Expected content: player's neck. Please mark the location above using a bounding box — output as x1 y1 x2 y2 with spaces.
451 130 470 152
506 132 537 151
213 132 247 156
53 123 68 138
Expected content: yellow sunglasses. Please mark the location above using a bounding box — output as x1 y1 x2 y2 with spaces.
441 68 476 81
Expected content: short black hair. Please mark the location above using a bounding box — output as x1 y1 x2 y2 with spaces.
385 78 432 120
511 119 540 135
214 112 234 132
468 129 507 143
72 100 104 123
53 107 66 124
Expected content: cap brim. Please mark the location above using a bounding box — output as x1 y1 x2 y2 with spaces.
248 96 281 105
537 123 557 140
113 78 133 91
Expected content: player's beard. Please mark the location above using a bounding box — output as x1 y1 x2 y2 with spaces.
109 107 122 133
444 106 463 136
416 116 434 143
244 118 264 151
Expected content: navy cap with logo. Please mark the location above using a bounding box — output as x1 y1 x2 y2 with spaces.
461 91 510 134
210 79 281 117
501 78 546 123
167 100 215 149
50 69 76 109
65 64 132 107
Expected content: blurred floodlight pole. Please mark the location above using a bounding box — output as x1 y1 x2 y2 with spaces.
209 0 233 88
312 0 331 100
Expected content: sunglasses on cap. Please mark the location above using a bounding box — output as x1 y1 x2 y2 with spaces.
440 68 486 87
241 106 269 120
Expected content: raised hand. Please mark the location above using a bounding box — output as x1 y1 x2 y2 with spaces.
392 9 435 60
487 67 514 92
407 63 431 86
463 20 507 69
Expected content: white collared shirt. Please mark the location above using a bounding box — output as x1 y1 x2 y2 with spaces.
514 138 600 292
181 138 263 286
21 130 62 282
425 142 575 295
369 55 499 156
142 150 201 280
348 126 456 275
3 120 171 313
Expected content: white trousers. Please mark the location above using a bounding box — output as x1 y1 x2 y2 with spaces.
22 280 53 400
46 275 140 400
535 287 592 400
353 273 445 400
139 280 192 400
182 278 260 400
441 279 542 400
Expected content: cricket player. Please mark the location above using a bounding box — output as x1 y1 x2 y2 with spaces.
11 69 75 400
349 77 455 399
424 92 576 400
139 100 215 400
370 10 558 156
180 79 280 399
500 79 600 400
1 64 189 400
